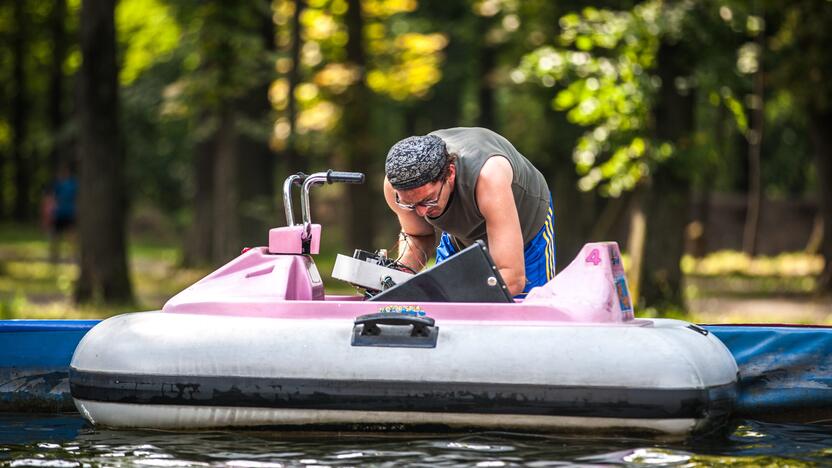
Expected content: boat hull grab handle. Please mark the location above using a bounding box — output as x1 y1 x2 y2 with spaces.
351 312 439 348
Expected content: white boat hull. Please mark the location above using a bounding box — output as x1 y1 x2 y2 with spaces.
70 312 738 435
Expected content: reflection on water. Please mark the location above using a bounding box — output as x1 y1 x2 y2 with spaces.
2 415 832 466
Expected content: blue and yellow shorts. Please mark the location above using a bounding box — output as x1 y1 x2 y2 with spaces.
435 197 556 298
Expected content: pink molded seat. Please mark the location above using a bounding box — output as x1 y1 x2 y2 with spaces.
524 242 634 322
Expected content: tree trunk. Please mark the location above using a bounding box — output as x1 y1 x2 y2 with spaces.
343 0 376 248
637 42 696 311
0 147 4 220
406 0 469 132
182 131 215 267
478 47 496 129
238 1 276 245
282 0 304 177
477 15 497 129
809 108 832 293
75 0 133 304
12 0 31 221
49 0 68 171
552 168 593 268
626 186 647 304
639 170 691 310
183 3 254 265
212 107 240 261
541 105 596 269
742 30 765 256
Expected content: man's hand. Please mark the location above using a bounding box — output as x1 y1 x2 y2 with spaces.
383 178 436 271
476 156 526 296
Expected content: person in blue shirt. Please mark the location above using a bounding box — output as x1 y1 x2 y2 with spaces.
42 163 78 263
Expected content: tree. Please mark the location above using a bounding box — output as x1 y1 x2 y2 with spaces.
517 1 741 310
269 0 447 248
812 107 832 293
403 0 470 133
766 0 832 293
11 0 30 221
638 40 697 309
282 0 305 177
75 0 133 303
340 0 375 248
48 0 68 172
175 2 278 264
237 3 277 245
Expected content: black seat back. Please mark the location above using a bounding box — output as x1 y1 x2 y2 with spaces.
369 241 513 303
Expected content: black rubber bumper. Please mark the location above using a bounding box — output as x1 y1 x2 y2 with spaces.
70 368 736 422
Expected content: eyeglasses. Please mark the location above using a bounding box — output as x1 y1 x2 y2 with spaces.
395 179 446 211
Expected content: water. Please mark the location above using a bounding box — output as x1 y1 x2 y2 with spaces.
2 415 832 466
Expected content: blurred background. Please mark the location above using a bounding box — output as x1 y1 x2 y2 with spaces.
0 0 829 322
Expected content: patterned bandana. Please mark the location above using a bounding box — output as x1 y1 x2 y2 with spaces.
385 135 448 190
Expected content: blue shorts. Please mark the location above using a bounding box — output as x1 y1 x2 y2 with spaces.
435 198 556 297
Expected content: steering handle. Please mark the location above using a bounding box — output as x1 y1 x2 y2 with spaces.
327 170 365 184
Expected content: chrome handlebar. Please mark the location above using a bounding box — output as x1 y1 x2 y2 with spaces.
282 170 365 234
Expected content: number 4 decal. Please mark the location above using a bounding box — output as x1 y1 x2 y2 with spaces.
585 248 602 266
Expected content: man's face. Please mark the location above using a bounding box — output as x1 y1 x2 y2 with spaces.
395 178 448 217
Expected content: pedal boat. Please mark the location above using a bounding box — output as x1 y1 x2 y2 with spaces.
69 171 738 435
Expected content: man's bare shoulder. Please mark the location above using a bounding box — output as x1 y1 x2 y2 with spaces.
476 157 515 217
478 156 513 188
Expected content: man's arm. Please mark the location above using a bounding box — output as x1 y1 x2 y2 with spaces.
476 157 526 296
383 177 436 271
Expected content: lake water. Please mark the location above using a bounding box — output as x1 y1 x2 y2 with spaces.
3 414 832 466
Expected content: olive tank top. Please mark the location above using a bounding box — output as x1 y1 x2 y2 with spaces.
425 127 550 248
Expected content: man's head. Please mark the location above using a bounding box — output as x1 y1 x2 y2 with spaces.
385 135 455 216
385 135 449 190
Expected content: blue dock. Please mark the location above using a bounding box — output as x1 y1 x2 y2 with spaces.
1 320 99 412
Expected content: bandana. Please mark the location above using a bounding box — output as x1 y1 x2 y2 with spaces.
385 135 448 190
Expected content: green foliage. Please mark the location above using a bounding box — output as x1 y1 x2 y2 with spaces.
165 3 276 119
0 291 28 320
1 0 827 269
270 0 447 153
515 0 817 200
116 0 180 85
768 0 832 112
517 1 688 197
116 1 280 218
115 1 192 215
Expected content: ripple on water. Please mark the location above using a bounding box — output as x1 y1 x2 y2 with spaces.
9 460 82 468
3 416 832 467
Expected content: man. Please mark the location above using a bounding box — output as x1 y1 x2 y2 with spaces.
383 127 555 297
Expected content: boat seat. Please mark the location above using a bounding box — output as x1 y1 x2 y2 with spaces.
369 241 513 303
524 242 634 322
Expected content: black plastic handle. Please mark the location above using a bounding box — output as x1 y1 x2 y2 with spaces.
327 170 365 184
354 312 435 337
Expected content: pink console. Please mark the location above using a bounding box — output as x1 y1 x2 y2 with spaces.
268 224 321 254
163 247 325 314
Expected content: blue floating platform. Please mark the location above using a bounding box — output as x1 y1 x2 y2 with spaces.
0 320 98 412
708 324 832 422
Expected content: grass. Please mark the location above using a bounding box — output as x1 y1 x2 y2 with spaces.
1 223 829 323
0 223 359 319
680 250 830 324
682 251 823 299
